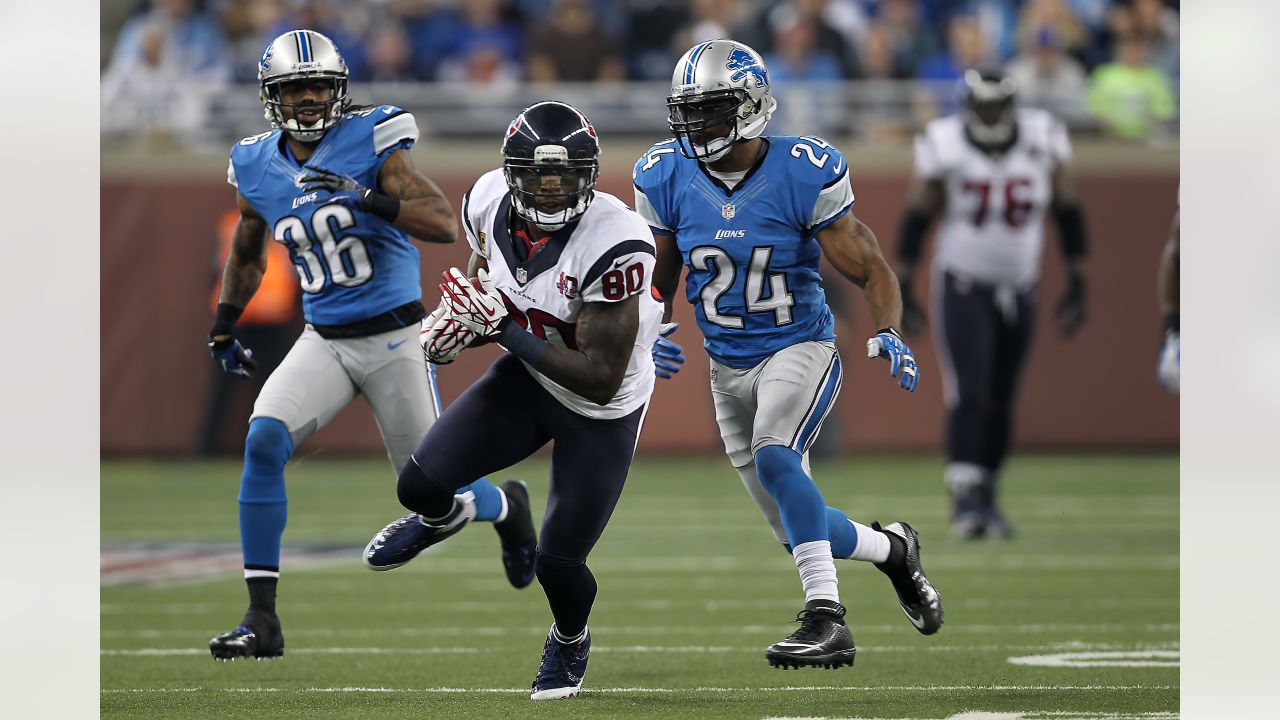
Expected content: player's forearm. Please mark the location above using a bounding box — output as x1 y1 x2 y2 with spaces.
217 256 265 311
393 194 457 244
525 345 628 406
863 258 904 331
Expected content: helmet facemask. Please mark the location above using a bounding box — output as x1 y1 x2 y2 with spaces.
961 69 1017 150
261 75 350 143
504 145 599 232
667 89 751 162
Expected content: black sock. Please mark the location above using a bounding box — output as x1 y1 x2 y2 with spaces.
247 576 278 615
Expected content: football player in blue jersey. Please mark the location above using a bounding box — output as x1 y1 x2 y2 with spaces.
207 30 536 661
634 40 943 670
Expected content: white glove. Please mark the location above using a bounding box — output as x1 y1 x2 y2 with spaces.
439 267 508 337
1158 331 1179 394
419 299 476 365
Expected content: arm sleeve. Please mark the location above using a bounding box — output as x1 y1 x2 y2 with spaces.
226 156 238 188
460 183 482 256
373 109 419 156
633 186 672 234
912 130 945 179
808 171 854 232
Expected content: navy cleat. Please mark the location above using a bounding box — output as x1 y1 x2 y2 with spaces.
874 521 944 635
530 627 591 700
209 609 284 661
765 600 856 670
364 499 476 571
494 480 537 589
978 480 1015 540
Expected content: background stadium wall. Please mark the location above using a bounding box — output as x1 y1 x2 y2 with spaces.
101 165 1178 455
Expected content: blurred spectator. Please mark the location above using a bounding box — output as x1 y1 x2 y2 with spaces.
1087 33 1175 140
1130 0 1179 79
670 0 745 59
366 22 416 83
526 0 625 83
1005 27 1088 123
962 0 1021 60
857 20 909 80
392 1 464 81
265 1 370 81
851 21 916 143
102 18 214 144
109 0 231 82
765 20 845 83
879 0 940 78
1015 0 1089 61
753 0 862 78
435 0 523 85
219 0 288 83
765 19 847 136
917 14 992 84
623 0 692 80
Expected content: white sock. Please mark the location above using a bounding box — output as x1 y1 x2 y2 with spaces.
493 487 510 524
848 521 891 563
793 540 839 603
419 496 476 530
551 623 588 644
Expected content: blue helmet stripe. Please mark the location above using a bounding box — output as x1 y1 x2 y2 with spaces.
297 31 311 62
684 41 711 85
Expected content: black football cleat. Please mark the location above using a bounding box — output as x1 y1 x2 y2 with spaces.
530 627 591 700
494 480 537 589
364 499 476 571
209 609 284 661
978 480 1015 540
874 521 944 635
765 600 856 669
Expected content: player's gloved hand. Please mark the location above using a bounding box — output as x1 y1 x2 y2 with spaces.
1056 270 1086 337
419 300 476 366
439 267 508 337
900 285 928 337
299 167 367 210
1157 331 1179 393
209 337 257 379
866 327 919 392
652 322 685 379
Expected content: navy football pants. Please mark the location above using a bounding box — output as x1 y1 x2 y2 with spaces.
399 354 644 637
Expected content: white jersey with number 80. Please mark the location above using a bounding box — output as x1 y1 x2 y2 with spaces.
461 169 661 419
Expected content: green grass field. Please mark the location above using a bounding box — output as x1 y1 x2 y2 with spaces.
101 455 1178 720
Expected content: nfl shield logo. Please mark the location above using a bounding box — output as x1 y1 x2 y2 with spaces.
516 267 528 283
722 204 735 220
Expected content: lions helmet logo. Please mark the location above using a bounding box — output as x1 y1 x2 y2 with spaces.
259 45 274 72
726 47 768 89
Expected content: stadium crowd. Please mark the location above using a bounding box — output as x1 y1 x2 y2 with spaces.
101 0 1178 142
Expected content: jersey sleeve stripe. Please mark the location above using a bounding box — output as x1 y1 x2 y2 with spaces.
581 240 657 292
460 185 477 242
373 112 419 155
810 201 853 234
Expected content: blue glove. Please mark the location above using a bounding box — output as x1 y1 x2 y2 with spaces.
866 328 918 392
299 166 367 212
209 338 257 379
652 322 685 379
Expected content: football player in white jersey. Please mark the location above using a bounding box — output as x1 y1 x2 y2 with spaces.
364 102 661 700
636 39 944 672
894 67 1090 539
207 30 533 662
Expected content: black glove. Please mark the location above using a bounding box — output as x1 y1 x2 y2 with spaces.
299 167 400 221
1055 270 1086 337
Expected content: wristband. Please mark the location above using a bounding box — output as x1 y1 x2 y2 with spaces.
210 302 245 340
363 190 401 222
877 327 903 340
496 317 547 364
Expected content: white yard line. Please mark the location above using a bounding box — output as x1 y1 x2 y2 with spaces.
101 684 1178 694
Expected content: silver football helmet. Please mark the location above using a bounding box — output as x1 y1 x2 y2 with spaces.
258 29 351 142
959 67 1018 149
667 39 777 162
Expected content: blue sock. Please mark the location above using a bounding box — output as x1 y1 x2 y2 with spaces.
238 418 292 570
460 478 504 522
780 508 857 557
754 445 827 546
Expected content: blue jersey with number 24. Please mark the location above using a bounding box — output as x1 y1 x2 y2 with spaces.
227 105 422 325
633 135 855 368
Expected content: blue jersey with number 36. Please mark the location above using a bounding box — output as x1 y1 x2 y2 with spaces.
227 105 422 325
633 136 855 368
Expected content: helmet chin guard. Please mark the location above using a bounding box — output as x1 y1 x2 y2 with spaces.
667 40 777 161
959 67 1018 151
258 30 351 142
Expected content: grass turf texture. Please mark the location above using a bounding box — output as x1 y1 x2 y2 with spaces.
102 455 1178 719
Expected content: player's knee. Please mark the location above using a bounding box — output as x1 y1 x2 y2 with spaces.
244 418 293 472
396 456 452 514
534 549 586 582
753 444 803 492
